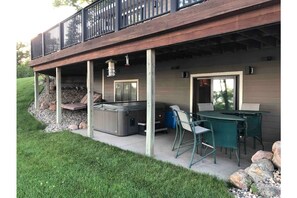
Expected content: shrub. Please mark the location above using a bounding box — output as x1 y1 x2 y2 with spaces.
17 62 33 78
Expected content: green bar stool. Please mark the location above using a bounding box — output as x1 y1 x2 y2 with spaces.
175 110 216 168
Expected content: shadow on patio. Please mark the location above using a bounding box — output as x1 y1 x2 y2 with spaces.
72 128 273 180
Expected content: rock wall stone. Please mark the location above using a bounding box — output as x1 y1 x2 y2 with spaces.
251 150 273 163
229 141 281 198
229 169 253 190
245 159 274 183
79 121 88 129
272 141 281 169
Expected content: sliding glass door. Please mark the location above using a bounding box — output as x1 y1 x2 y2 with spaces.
193 76 237 112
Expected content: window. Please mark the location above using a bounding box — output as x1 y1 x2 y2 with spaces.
193 76 236 111
191 71 243 113
212 76 236 110
114 80 139 102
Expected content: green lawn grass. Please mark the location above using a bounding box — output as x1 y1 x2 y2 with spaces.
17 77 233 198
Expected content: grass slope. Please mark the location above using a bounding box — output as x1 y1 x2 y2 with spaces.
17 77 233 198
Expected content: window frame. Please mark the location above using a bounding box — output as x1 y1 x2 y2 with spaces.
190 71 243 113
113 79 139 102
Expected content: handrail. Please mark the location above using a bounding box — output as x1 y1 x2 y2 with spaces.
178 0 206 9
30 0 208 60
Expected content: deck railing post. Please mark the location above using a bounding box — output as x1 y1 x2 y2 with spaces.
41 33 45 57
81 8 86 42
115 0 122 31
30 40 33 60
59 22 63 50
171 0 178 13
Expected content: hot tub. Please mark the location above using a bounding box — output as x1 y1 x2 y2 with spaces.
93 101 166 136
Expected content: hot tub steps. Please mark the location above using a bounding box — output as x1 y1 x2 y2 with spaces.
138 121 168 135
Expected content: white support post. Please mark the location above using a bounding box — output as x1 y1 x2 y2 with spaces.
56 67 62 124
146 49 156 157
34 71 39 110
87 61 94 138
102 68 105 99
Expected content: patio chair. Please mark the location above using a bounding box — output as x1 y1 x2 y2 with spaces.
169 105 181 151
202 116 241 166
174 109 216 168
170 105 198 151
197 103 214 111
61 92 102 110
239 103 264 154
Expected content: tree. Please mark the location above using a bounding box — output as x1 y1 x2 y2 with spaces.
64 14 82 47
213 79 234 110
16 42 33 78
53 0 95 11
16 42 30 66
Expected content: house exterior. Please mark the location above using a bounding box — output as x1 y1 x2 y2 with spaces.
29 0 280 155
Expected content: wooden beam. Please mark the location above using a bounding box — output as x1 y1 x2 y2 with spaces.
146 49 156 157
56 67 62 124
87 61 94 138
34 72 39 110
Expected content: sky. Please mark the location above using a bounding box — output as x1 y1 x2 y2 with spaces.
15 0 77 44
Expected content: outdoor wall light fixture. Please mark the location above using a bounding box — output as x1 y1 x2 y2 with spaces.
245 66 254 75
181 71 189 78
106 59 117 77
125 54 130 66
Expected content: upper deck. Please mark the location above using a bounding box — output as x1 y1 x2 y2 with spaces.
29 0 280 71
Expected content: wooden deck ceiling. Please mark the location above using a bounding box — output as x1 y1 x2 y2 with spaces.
30 0 280 74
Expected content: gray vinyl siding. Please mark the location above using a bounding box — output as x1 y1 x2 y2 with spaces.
93 47 280 143
243 61 280 142
94 70 102 94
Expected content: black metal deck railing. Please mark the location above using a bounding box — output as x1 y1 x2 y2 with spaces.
120 0 170 28
31 0 207 60
85 0 116 40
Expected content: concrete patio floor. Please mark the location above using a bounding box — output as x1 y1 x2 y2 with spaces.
72 128 273 181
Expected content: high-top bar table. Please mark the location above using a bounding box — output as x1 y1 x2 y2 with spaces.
220 110 267 153
196 110 267 166
196 111 245 166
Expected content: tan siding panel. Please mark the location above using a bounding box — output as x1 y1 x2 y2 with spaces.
99 47 280 143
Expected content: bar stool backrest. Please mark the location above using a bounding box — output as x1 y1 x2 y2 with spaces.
170 105 180 116
241 103 260 111
197 103 214 111
176 110 192 132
